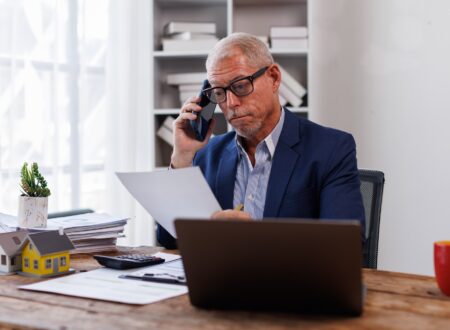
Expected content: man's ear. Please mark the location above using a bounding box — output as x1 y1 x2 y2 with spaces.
267 64 282 92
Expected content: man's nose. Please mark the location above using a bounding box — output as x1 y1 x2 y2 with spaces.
226 90 240 108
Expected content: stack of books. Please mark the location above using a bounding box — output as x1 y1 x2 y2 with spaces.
157 116 175 147
162 22 219 52
0 212 129 254
278 65 307 108
270 26 308 50
166 72 206 106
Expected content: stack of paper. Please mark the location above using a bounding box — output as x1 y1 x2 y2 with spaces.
270 26 308 50
162 22 218 52
0 212 129 254
40 213 129 254
166 72 206 106
278 65 307 107
0 213 17 232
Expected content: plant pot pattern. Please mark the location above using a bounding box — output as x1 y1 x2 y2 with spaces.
18 196 48 228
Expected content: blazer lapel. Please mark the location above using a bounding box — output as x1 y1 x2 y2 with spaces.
215 140 238 210
264 110 302 217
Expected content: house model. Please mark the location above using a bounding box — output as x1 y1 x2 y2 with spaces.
0 230 28 275
19 230 75 278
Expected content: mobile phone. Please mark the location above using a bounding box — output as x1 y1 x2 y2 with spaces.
190 79 216 141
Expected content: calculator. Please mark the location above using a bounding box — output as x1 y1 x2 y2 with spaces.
93 254 165 270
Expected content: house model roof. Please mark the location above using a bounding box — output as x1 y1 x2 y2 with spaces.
0 230 28 256
20 231 75 256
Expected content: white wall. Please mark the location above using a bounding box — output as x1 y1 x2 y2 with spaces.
310 0 450 275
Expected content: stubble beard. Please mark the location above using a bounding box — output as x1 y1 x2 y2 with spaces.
226 108 262 139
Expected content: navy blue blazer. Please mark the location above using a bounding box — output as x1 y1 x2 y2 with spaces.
157 109 365 249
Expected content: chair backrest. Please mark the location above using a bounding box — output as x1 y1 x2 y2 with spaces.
359 169 385 269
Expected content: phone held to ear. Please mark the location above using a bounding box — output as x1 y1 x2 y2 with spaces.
190 79 216 141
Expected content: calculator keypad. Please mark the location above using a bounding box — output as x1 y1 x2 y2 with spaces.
93 254 165 269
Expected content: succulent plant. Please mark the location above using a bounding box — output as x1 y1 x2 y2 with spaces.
20 162 51 197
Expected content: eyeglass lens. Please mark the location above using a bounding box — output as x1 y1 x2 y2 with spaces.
204 66 268 104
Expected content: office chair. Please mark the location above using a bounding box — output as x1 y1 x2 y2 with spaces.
359 169 385 269
48 208 94 219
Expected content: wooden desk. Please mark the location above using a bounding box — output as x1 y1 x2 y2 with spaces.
0 246 449 329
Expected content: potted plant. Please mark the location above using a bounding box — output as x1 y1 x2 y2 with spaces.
18 162 51 228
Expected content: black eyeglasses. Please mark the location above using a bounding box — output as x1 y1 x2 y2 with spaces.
202 66 269 104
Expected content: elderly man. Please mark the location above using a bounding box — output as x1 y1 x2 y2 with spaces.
157 32 365 249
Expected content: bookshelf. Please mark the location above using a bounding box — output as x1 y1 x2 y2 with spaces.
150 0 309 168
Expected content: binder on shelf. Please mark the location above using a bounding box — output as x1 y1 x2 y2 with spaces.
256 35 269 48
270 26 308 39
271 38 308 50
279 82 303 107
166 32 217 41
157 116 175 147
178 84 202 92
278 65 307 99
179 91 197 104
164 22 216 35
279 93 287 107
162 38 218 52
167 72 206 85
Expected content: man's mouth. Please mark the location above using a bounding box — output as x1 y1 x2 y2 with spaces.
229 113 250 121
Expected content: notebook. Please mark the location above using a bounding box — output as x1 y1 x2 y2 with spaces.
175 218 364 315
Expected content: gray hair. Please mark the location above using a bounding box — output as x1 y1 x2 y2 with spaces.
206 32 274 71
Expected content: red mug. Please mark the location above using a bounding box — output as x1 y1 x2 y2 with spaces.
434 241 450 296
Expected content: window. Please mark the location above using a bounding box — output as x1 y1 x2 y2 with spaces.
45 259 52 269
61 256 67 266
24 258 29 268
0 0 108 215
29 243 32 250
10 256 15 266
12 236 21 245
33 260 38 270
1 255 6 265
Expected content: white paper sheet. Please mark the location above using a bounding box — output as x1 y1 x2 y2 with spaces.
20 253 187 305
128 257 185 279
0 213 19 231
116 167 222 238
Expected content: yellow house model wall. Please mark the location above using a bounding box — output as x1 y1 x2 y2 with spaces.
21 242 70 276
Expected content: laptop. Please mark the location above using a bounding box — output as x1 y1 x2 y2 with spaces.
174 219 363 315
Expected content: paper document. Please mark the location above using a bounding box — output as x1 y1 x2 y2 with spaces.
116 167 222 238
128 255 185 279
0 213 19 231
20 253 187 305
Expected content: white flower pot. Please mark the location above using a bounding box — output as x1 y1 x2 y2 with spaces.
18 196 48 228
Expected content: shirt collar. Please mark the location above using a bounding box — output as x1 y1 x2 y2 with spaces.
235 107 285 159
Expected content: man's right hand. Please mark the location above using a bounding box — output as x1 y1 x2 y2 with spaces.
170 96 216 169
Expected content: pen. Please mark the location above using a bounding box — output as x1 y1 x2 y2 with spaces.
235 203 244 211
119 274 187 286
142 273 186 285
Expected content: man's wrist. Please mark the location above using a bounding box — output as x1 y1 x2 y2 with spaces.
170 152 195 169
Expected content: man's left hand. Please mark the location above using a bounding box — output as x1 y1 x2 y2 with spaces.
211 210 252 221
